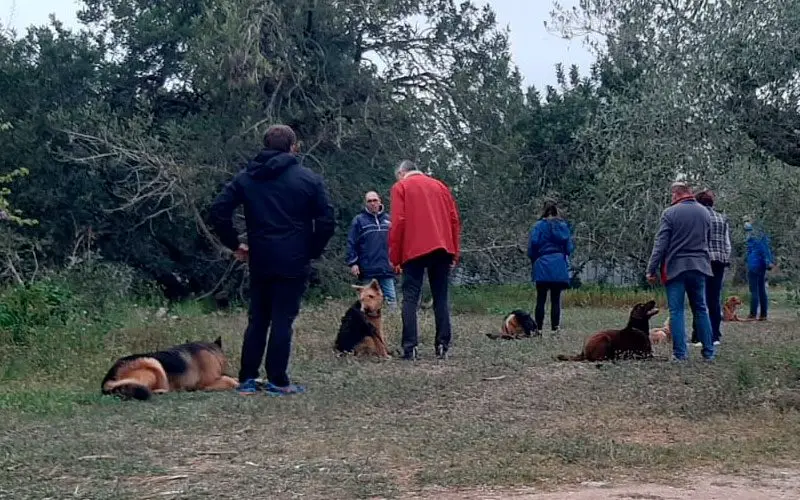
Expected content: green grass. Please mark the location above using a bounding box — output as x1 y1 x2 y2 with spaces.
1 283 800 499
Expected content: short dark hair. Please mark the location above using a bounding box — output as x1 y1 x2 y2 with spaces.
263 125 297 152
542 200 558 218
695 189 715 207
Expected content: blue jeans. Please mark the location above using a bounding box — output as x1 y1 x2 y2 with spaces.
665 270 715 360
691 261 726 343
747 269 768 318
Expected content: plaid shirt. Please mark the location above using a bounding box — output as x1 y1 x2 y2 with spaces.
706 206 731 264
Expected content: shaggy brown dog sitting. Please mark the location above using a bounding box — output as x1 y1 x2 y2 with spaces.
556 301 659 362
334 279 390 358
722 295 746 322
486 310 538 339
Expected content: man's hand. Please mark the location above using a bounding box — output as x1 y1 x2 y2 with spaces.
350 264 360 277
646 273 657 285
233 243 249 262
394 265 402 275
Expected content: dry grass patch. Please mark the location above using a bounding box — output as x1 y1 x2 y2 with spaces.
2 295 800 499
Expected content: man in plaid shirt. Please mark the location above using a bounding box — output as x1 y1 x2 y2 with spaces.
691 189 731 346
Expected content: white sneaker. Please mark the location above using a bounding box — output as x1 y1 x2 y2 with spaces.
713 341 721 346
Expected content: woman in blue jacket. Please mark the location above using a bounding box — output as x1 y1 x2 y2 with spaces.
527 201 575 333
744 222 774 320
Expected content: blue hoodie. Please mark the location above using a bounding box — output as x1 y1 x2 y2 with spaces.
527 217 575 284
745 226 774 272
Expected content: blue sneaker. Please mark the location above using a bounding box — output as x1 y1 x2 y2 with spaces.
236 378 259 395
263 382 306 397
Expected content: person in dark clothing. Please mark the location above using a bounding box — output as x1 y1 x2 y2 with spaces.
209 125 335 396
346 191 397 309
527 201 575 334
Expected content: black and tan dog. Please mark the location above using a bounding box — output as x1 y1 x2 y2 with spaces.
101 336 239 401
556 301 659 362
486 310 538 339
334 279 391 358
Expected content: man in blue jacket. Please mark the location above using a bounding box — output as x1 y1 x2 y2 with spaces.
745 221 775 320
209 125 335 396
346 191 397 308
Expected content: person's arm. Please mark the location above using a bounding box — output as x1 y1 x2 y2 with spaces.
723 217 732 263
646 211 671 278
388 184 405 269
346 217 360 267
448 188 461 265
309 177 335 259
763 235 775 268
208 176 244 252
527 223 540 262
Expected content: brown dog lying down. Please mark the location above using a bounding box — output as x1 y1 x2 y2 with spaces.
334 279 391 358
556 301 659 362
485 310 538 339
101 337 239 401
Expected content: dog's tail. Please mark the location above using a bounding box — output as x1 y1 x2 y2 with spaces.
102 379 152 401
555 352 585 362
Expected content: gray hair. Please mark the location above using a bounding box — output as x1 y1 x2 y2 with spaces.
395 160 419 177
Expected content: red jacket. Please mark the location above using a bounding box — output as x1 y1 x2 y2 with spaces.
388 171 461 267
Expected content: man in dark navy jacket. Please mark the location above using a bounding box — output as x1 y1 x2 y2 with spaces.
346 191 397 309
209 125 335 396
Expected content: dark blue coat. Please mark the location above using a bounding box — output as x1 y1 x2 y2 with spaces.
346 206 394 279
209 149 335 279
527 217 575 284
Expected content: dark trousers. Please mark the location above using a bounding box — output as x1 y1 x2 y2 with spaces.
400 249 453 353
238 275 307 386
748 268 768 318
535 282 565 331
691 261 726 343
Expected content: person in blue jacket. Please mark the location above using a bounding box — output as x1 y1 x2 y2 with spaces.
346 191 397 308
744 221 775 320
527 201 575 333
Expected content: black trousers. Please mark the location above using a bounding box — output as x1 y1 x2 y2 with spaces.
400 249 453 353
535 281 566 331
238 275 307 386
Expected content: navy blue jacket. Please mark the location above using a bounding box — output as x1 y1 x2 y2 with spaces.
527 216 575 284
209 149 335 279
346 206 394 279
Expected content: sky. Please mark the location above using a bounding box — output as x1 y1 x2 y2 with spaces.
0 0 597 92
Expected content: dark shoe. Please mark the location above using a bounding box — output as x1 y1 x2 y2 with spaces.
402 347 418 361
264 382 306 396
435 344 449 360
758 316 767 321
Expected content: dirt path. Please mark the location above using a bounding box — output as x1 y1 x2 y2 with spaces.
402 468 800 499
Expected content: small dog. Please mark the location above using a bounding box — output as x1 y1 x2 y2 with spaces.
334 279 390 358
101 337 238 401
649 316 671 345
556 301 659 362
722 295 747 322
486 310 538 339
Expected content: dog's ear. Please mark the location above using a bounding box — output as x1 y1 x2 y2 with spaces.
213 336 222 348
351 284 365 292
367 279 381 292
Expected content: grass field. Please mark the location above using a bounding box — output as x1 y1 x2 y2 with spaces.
2 283 800 499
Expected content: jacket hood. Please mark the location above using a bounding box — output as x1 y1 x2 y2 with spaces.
362 204 385 216
246 149 299 180
543 217 571 242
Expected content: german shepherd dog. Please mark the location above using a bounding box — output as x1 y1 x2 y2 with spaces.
556 301 659 362
101 337 239 401
334 279 391 358
486 310 538 339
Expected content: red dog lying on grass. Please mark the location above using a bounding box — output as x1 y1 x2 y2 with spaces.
556 301 659 362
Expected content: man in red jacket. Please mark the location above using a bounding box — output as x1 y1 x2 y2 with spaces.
389 160 461 360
